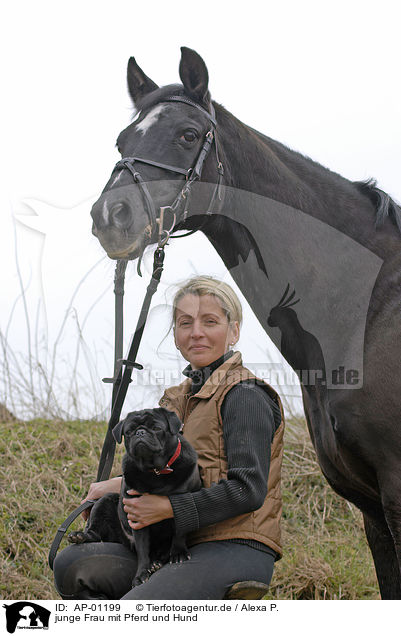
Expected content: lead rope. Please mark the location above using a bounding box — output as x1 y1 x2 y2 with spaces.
48 232 168 570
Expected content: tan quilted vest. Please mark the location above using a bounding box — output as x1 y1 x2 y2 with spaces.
159 352 284 556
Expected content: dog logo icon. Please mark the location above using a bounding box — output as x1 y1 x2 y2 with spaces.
2 602 50 633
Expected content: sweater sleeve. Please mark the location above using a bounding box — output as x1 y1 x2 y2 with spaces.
168 382 279 536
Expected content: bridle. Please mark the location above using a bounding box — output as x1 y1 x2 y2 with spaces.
113 95 224 251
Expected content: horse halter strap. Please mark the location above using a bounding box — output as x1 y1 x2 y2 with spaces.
113 97 224 243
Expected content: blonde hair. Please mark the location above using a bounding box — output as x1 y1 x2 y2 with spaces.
172 276 243 326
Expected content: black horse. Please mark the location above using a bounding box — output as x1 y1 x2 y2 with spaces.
90 47 401 599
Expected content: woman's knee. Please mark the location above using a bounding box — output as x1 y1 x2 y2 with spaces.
53 545 86 599
53 543 137 600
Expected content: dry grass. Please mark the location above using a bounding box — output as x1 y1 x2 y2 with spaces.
0 416 379 600
0 418 124 599
265 416 379 599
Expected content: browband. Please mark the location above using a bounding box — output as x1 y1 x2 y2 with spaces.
162 95 217 127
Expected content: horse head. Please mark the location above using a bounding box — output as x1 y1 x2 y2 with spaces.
90 47 222 260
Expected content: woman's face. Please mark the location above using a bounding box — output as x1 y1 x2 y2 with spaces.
174 293 239 369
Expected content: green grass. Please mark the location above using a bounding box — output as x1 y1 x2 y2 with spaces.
0 416 379 600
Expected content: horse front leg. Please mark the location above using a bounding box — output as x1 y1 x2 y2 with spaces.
363 511 401 599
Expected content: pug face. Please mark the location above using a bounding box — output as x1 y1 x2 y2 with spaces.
113 407 182 472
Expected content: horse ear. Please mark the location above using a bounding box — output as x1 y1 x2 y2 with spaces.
160 408 182 434
127 56 159 104
179 47 210 105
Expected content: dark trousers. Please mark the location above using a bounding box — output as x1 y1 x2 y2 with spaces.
53 541 275 600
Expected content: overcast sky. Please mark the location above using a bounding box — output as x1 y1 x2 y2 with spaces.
1 0 400 420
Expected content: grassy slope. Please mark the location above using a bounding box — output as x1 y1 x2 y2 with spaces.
0 417 379 600
265 418 379 599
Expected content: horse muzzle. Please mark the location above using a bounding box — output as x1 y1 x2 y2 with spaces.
90 185 154 258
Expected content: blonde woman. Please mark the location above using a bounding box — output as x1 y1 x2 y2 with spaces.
54 276 284 599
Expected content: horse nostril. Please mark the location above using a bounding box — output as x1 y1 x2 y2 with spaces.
90 195 133 231
110 202 132 230
111 202 124 216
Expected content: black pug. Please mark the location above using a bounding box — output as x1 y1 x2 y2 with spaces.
68 407 201 587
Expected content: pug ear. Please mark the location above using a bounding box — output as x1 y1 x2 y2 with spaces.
112 419 125 444
159 407 183 434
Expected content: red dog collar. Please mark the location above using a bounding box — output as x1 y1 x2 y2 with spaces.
153 439 181 475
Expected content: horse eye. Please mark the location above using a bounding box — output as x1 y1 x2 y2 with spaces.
182 130 197 143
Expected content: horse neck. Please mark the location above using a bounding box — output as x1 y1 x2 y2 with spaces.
214 104 384 250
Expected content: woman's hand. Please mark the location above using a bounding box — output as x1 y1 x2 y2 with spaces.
81 477 122 520
123 491 174 530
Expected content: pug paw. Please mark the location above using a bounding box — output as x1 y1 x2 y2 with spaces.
132 568 152 587
68 531 89 544
169 550 191 564
150 560 163 573
68 529 100 544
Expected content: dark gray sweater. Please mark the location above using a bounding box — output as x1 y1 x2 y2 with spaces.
168 351 282 558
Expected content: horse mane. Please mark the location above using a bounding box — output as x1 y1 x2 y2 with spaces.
353 179 401 234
